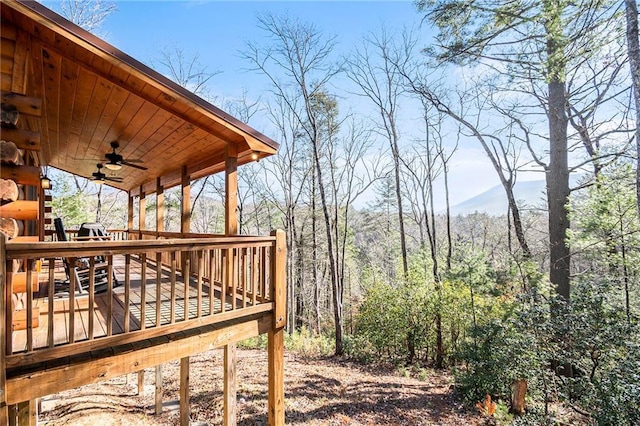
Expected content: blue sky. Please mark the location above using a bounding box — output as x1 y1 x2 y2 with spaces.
50 1 515 208
101 1 424 99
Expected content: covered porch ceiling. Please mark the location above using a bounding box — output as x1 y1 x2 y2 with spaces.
1 1 278 196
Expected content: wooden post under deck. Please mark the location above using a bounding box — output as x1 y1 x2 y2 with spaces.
180 357 189 426
179 166 191 425
269 230 286 425
155 177 164 415
137 187 146 395
224 144 238 426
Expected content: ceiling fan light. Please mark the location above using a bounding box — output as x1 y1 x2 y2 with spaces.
94 178 104 185
105 161 122 171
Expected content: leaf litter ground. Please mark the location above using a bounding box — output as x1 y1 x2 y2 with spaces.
39 349 484 425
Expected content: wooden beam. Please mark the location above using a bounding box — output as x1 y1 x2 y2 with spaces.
11 308 39 332
180 357 190 426
268 328 285 426
0 128 40 151
224 345 237 426
0 93 41 118
0 165 39 186
8 272 38 294
0 201 38 221
181 166 190 234
0 234 8 424
6 315 271 404
225 145 238 236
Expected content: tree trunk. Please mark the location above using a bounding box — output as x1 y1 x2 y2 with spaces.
547 82 570 302
545 0 570 303
625 0 640 216
391 136 409 278
511 379 527 415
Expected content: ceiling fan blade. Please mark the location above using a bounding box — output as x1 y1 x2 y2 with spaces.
121 161 148 170
105 177 124 182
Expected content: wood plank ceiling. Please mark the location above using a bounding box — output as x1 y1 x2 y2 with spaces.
1 0 278 194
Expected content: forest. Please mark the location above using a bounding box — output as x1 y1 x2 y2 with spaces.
45 0 640 424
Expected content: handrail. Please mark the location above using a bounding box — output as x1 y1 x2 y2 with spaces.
3 233 281 361
5 235 277 259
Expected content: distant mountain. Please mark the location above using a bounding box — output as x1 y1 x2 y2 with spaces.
448 180 548 216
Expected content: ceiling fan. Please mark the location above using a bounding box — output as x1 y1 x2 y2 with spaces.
92 163 124 185
105 141 147 171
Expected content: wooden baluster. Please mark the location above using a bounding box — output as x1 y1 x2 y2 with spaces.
197 250 203 318
140 253 147 330
221 250 227 314
252 247 258 306
47 258 54 347
170 252 176 324
89 257 95 340
124 254 131 333
155 252 162 327
107 255 113 336
209 249 215 315
25 260 33 352
262 247 268 301
68 259 75 344
242 248 248 309
231 249 237 311
184 254 190 321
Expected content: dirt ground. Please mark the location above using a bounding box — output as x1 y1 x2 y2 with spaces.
38 349 484 425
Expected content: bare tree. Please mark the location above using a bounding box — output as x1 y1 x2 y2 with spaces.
345 28 410 278
46 0 116 33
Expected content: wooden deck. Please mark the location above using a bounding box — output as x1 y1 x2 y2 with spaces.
2 233 286 425
11 255 252 353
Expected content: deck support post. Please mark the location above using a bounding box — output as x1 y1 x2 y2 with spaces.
137 370 144 395
127 193 134 238
223 344 237 426
155 177 165 414
268 328 285 426
155 365 163 415
180 357 189 426
181 166 190 235
136 187 146 393
16 400 35 426
223 145 239 425
181 166 190 279
156 178 164 235
268 229 286 425
138 187 146 234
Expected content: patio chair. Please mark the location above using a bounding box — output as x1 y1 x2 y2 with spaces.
53 218 117 293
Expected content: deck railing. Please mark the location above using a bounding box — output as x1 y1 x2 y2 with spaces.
1 232 284 371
